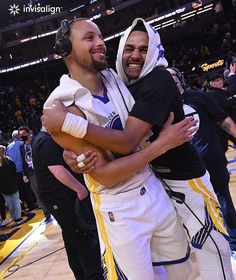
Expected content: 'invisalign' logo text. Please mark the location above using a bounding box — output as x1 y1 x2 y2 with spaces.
9 3 61 16
23 3 61 14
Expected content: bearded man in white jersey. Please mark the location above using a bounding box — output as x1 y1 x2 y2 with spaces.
42 18 196 280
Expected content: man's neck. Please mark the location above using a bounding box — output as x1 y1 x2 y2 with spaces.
70 68 104 96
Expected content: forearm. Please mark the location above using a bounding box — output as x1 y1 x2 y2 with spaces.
90 136 169 187
219 116 236 138
85 124 136 154
48 166 86 197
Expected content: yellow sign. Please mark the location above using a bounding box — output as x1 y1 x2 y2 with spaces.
201 59 225 72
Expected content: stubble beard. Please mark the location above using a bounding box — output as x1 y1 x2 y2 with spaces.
92 57 109 72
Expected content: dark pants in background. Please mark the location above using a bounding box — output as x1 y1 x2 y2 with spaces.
0 193 6 220
44 194 104 280
28 168 50 217
16 172 35 210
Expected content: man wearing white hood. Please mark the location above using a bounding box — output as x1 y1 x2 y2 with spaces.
113 19 234 280
42 18 196 280
43 18 235 280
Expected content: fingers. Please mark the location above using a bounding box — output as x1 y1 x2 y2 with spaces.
77 151 97 174
185 127 198 139
78 157 97 174
176 116 198 131
63 150 77 161
63 150 97 174
63 150 78 172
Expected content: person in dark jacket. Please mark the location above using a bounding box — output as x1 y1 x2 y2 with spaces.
0 145 23 225
0 193 9 226
18 126 50 220
207 72 236 151
168 67 236 255
32 130 103 280
228 57 236 95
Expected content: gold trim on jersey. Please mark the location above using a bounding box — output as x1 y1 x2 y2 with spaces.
86 175 118 280
188 178 228 235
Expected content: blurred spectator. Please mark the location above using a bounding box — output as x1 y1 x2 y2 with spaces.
228 57 236 95
207 72 236 151
0 145 23 225
18 126 50 219
0 193 9 226
7 130 36 211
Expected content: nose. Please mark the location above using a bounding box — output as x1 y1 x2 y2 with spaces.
95 36 105 47
130 49 142 60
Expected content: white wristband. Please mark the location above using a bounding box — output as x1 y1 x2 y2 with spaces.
61 112 88 138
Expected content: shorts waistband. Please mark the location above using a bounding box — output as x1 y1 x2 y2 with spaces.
92 174 159 207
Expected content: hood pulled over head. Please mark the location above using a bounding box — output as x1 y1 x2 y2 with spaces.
116 18 168 85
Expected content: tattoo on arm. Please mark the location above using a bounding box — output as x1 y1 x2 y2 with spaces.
221 120 231 134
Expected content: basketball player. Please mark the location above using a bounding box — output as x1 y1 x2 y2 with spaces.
42 18 194 280
43 18 235 280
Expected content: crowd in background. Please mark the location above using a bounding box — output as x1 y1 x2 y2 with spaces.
1 0 235 68
0 15 235 141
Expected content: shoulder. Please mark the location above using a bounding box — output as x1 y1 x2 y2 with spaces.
146 67 172 80
138 68 176 91
101 68 122 84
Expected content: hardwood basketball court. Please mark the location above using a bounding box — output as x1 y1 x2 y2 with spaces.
1 148 236 280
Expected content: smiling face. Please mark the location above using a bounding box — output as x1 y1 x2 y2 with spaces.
68 20 108 73
122 30 148 80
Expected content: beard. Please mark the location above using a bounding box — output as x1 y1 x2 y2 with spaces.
92 56 109 72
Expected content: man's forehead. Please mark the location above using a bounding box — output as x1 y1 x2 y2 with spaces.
126 31 148 44
71 20 100 34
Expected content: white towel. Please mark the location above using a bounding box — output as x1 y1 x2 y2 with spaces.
43 69 135 128
116 18 168 85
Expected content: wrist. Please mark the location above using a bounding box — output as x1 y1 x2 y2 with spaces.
62 112 88 138
76 186 88 199
141 139 167 162
150 138 169 158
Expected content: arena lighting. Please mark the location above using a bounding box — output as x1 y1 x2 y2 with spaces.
204 3 214 8
153 19 175 29
159 19 175 25
180 10 196 17
90 13 102 20
38 30 57 38
196 7 213 14
154 24 161 29
70 4 85 12
20 30 57 43
8 1 212 47
181 13 196 20
0 0 216 73
161 21 177 28
104 31 124 41
0 57 49 73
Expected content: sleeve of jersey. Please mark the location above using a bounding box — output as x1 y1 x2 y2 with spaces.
201 94 228 122
129 70 178 127
40 138 65 167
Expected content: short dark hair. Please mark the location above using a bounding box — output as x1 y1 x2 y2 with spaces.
55 17 88 43
18 126 30 133
231 57 236 65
